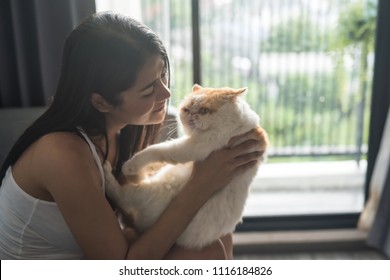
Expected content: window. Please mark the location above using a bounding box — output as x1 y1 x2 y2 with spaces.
96 0 378 230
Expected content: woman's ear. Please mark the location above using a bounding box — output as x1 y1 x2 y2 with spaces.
90 93 113 112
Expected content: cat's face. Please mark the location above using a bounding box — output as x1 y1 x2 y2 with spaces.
179 84 246 135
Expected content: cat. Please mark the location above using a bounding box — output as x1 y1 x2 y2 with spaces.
104 84 269 249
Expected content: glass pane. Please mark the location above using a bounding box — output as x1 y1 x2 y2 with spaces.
199 0 377 216
138 0 194 104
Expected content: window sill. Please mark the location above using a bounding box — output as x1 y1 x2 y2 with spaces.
233 228 369 255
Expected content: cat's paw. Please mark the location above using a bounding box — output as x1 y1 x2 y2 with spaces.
103 161 113 174
145 162 165 174
121 158 147 183
122 158 140 176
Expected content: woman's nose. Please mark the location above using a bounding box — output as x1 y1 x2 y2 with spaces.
156 82 171 101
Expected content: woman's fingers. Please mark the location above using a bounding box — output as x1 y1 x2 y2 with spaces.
227 128 269 156
233 151 263 167
190 131 267 195
227 129 255 148
233 158 259 176
229 139 264 158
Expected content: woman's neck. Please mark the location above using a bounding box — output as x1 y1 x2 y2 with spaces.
103 119 126 165
90 131 119 166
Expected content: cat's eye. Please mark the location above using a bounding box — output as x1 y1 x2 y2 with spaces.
182 108 190 114
198 107 210 115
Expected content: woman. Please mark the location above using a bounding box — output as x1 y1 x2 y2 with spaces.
0 12 263 259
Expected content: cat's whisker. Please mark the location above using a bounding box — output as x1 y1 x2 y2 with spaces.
166 127 178 140
161 122 178 130
160 121 179 140
164 119 177 123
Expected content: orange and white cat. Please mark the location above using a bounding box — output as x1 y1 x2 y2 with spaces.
104 84 268 249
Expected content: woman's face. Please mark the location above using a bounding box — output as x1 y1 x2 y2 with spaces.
106 54 171 129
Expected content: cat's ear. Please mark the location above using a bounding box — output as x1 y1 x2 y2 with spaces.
235 87 248 95
192 84 203 92
224 87 248 100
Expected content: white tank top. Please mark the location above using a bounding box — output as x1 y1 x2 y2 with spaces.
0 129 105 259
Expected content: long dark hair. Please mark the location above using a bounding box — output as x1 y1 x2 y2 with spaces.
0 12 170 181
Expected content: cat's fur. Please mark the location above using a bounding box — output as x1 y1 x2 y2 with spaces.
104 84 269 249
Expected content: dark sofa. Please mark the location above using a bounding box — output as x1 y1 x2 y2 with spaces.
0 106 178 167
0 107 46 166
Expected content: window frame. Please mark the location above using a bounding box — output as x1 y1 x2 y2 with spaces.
188 0 388 232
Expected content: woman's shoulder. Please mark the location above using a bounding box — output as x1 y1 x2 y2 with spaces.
38 131 87 150
11 131 100 201
27 131 96 169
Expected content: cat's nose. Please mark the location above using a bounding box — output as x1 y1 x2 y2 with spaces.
190 112 198 120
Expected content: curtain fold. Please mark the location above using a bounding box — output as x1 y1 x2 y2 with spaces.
0 0 95 108
364 0 390 197
358 106 390 230
366 163 390 258
359 0 390 259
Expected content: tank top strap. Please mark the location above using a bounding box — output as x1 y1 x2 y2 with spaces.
76 127 105 191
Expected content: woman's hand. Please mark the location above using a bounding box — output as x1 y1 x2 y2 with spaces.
164 239 226 260
122 227 139 246
189 130 266 197
116 209 139 246
163 233 233 260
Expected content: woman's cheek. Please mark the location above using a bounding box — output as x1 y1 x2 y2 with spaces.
127 100 155 123
137 99 155 115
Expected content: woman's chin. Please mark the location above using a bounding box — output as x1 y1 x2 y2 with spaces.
147 107 167 124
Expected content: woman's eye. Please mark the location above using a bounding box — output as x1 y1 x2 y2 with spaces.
142 89 155 97
198 108 210 115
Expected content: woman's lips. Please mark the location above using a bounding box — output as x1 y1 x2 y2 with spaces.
153 103 166 112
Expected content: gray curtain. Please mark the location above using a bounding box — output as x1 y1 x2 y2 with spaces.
0 0 95 108
367 164 390 258
363 0 390 259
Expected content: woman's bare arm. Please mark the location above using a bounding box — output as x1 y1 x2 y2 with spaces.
25 132 261 259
